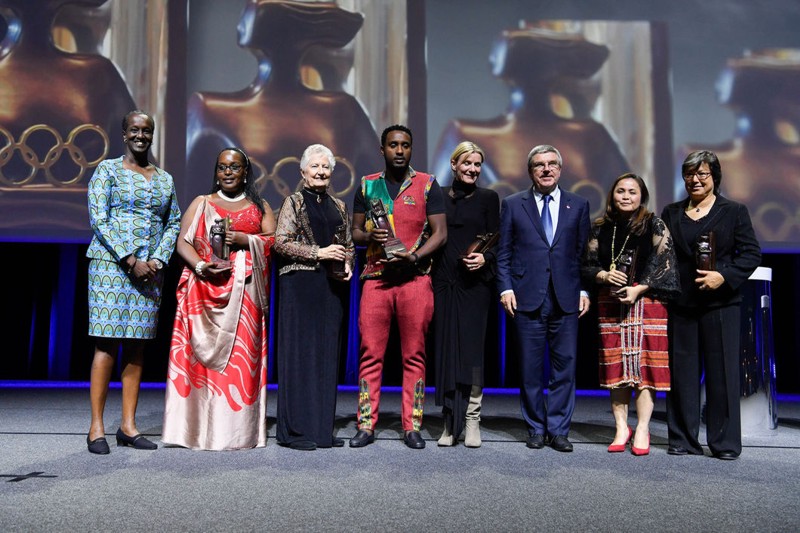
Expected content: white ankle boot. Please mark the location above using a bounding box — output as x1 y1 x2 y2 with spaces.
438 423 455 446
464 419 481 447
465 386 483 447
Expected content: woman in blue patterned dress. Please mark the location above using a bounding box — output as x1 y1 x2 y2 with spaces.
85 110 181 454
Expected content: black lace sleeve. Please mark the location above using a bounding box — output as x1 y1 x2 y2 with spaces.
640 217 681 300
581 223 603 287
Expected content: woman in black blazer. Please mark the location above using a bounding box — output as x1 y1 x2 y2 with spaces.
660 150 761 460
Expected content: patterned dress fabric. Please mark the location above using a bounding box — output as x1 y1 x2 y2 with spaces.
596 291 671 390
582 216 680 390
86 157 181 339
162 200 273 450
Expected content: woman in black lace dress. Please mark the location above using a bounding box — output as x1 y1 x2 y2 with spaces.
582 173 679 456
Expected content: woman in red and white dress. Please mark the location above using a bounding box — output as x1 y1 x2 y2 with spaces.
162 147 275 450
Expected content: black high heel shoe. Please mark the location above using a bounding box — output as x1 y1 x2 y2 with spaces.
87 435 110 455
116 428 158 450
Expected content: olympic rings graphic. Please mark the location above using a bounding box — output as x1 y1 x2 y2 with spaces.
753 202 800 241
488 177 605 218
570 179 605 219
488 180 521 198
0 123 109 187
252 155 357 199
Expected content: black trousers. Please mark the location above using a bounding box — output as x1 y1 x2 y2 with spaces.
667 304 742 455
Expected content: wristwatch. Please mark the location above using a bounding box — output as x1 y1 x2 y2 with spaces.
153 259 164 270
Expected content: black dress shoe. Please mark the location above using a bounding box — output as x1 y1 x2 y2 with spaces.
349 430 375 448
87 436 110 455
713 451 739 461
667 445 703 456
403 431 426 449
115 428 157 450
667 445 689 456
549 435 574 452
332 438 345 448
526 434 545 449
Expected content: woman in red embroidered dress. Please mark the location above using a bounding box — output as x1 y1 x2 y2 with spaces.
581 173 679 456
162 148 276 450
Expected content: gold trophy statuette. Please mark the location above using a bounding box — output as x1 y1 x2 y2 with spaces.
463 232 499 258
696 231 716 270
368 198 407 260
330 223 348 278
614 248 638 285
210 216 233 268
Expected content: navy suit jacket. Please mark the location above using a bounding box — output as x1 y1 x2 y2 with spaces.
496 187 590 313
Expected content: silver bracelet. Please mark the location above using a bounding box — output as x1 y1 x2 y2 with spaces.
194 260 207 277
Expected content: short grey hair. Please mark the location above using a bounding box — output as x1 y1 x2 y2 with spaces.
300 144 336 171
681 150 721 194
527 144 562 169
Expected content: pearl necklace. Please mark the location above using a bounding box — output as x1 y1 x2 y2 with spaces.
609 224 631 270
217 190 246 202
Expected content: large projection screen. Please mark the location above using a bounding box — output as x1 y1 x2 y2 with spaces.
1 0 799 251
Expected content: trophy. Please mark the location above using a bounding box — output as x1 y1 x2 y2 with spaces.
614 248 638 285
696 231 716 270
463 232 499 258
328 223 348 278
368 198 407 260
210 216 232 268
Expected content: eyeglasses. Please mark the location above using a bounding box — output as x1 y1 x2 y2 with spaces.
683 171 712 182
217 163 243 173
532 161 561 170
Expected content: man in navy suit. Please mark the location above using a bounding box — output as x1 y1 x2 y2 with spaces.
497 144 591 452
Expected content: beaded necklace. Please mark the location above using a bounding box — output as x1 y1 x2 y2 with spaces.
609 224 631 270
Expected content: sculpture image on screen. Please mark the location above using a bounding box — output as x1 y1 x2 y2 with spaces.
0 0 137 240
185 0 380 209
431 22 630 217
679 49 800 246
51 0 111 55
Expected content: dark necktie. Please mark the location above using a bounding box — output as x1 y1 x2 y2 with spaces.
542 194 554 245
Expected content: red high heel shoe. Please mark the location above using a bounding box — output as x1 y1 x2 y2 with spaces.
607 426 633 453
631 432 650 456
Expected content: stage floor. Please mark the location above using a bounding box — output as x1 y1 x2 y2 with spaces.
1 386 799 531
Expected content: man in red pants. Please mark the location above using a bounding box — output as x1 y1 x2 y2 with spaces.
349 124 447 449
